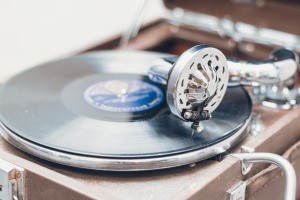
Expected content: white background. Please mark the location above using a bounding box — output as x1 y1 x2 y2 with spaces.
0 0 165 81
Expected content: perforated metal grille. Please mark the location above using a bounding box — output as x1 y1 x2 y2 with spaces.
173 47 229 117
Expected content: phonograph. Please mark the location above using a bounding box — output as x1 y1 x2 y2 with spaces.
0 0 300 200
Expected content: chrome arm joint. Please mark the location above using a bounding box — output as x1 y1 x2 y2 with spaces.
228 49 298 87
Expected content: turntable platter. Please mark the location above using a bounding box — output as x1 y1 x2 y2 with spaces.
0 51 252 170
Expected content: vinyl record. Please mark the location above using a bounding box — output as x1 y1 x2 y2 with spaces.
0 51 252 170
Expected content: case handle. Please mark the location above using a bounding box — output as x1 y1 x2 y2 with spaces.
230 153 297 200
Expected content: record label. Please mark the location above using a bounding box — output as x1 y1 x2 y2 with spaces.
83 79 164 112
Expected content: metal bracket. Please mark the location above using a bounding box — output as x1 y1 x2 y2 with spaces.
227 181 247 200
250 112 264 135
0 159 25 200
240 146 255 175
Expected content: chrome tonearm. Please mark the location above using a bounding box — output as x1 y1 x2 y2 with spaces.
148 45 298 134
149 46 297 87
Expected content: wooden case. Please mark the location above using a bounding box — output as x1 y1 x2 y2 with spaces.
1 1 300 199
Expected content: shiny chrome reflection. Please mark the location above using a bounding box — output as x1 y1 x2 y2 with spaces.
149 45 299 110
149 48 298 87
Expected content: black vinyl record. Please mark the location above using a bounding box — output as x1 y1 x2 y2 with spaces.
0 51 252 159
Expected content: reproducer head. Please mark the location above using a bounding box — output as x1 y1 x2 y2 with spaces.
149 45 229 134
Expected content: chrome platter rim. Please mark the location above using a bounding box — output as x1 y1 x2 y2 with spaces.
0 115 251 171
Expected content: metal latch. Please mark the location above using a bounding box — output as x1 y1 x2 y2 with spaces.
0 159 25 200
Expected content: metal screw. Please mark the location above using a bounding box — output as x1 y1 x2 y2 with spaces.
15 171 21 179
184 111 193 119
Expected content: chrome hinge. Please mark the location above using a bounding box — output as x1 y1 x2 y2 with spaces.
227 181 247 200
0 159 25 200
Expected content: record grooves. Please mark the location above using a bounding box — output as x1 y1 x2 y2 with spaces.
0 51 252 170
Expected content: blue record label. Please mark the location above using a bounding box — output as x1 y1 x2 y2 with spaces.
84 80 164 112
